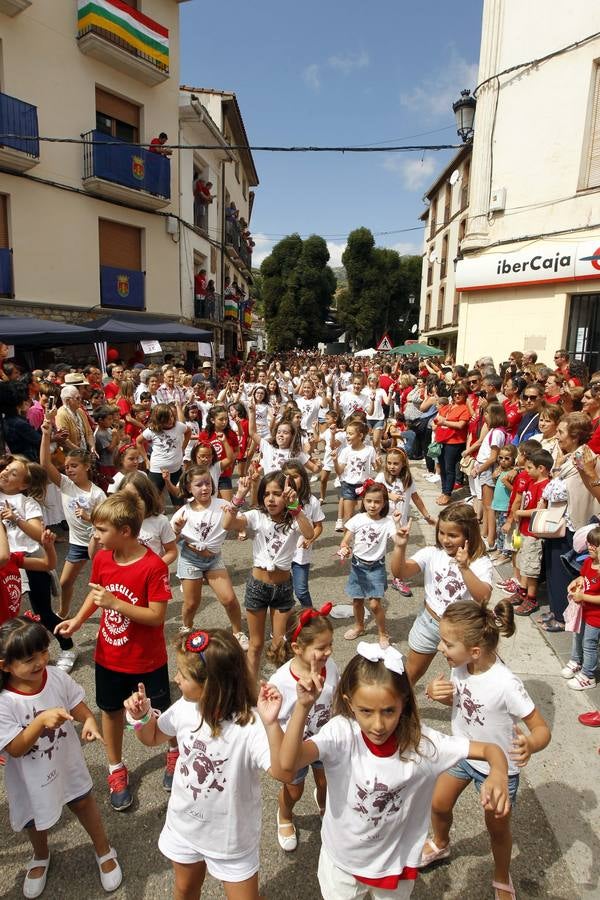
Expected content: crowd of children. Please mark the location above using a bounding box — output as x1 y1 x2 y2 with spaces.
2 348 600 899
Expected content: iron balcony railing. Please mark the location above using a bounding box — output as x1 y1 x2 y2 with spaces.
0 248 13 297
0 91 39 158
194 292 224 323
82 130 170 200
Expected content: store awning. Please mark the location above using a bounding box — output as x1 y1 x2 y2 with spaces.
0 315 97 347
80 314 212 343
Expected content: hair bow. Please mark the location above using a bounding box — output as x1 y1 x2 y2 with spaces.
118 442 136 455
355 478 376 497
185 630 210 658
291 602 333 643
22 611 41 623
357 641 405 675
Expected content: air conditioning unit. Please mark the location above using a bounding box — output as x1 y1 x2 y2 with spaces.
489 188 506 213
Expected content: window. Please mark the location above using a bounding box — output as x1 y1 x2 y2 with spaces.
461 160 470 210
581 64 600 190
459 217 467 244
441 235 448 279
429 199 437 238
424 292 431 331
427 264 433 287
437 286 445 329
99 219 141 269
443 183 451 225
95 88 139 143
452 291 460 327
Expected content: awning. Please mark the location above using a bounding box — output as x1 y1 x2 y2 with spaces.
80 314 212 343
0 315 97 347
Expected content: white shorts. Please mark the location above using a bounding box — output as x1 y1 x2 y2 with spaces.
468 473 482 500
158 822 259 883
318 846 415 900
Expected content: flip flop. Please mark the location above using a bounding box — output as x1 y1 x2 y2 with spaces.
493 875 516 899
537 619 565 632
344 626 365 641
417 839 451 868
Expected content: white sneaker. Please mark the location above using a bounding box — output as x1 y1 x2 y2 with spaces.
560 660 581 679
310 475 319 483
55 649 78 673
568 672 596 690
234 632 249 651
335 519 344 532
425 474 441 483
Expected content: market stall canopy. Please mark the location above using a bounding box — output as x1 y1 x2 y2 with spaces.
390 342 444 357
0 315 97 347
79 315 212 343
354 347 377 357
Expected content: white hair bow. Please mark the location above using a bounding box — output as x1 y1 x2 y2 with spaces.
357 642 405 675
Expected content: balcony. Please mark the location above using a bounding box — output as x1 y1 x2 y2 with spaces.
76 0 169 86
0 248 13 297
194 293 223 324
0 0 31 15
0 92 39 172
100 265 144 310
225 219 252 274
82 130 170 210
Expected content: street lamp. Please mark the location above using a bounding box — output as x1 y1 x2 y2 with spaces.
452 89 476 143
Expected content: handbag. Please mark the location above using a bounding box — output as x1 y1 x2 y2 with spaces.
529 503 567 539
563 597 582 633
426 441 442 460
459 456 476 476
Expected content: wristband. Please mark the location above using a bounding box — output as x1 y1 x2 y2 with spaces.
125 707 155 731
288 506 301 518
232 495 246 508
286 500 300 510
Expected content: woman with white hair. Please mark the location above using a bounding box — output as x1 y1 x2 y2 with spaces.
55 385 95 454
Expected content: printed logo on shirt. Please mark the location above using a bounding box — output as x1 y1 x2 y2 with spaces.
433 565 466 610
346 457 367 481
352 778 405 827
455 683 485 727
357 524 383 552
179 735 228 800
23 705 69 760
305 701 332 738
2 571 21 616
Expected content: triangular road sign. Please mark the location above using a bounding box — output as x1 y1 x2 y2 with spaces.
376 333 393 351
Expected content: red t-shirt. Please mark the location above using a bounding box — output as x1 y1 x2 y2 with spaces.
503 399 522 439
467 393 482 440
508 470 530 517
199 429 239 478
149 137 164 153
436 403 469 445
519 477 549 536
92 548 171 674
194 273 207 297
104 381 120 401
580 557 600 627
587 419 600 454
379 375 394 393
0 551 24 625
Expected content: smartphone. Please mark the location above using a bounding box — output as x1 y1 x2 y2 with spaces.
47 396 56 412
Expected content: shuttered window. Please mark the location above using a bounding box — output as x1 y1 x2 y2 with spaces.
0 196 8 248
99 219 141 270
95 88 140 142
583 64 600 189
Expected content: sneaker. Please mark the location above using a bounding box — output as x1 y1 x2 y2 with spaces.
497 578 521 595
392 578 413 597
310 475 319 483
234 631 249 651
425 474 441 483
55 649 78 673
568 672 597 691
107 765 132 811
514 597 540 616
335 519 344 533
561 660 582 679
163 749 180 792
178 625 192 635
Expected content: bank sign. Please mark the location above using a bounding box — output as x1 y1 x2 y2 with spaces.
455 240 600 292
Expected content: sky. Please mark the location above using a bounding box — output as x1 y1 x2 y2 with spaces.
179 0 483 268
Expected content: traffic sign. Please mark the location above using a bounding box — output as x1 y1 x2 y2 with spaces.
376 333 393 352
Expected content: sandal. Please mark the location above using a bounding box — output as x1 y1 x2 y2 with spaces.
537 618 565 632
95 847 123 893
276 810 297 852
493 875 516 899
344 626 365 641
23 855 51 899
417 839 450 868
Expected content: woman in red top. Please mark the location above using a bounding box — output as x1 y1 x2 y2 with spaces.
199 404 239 500
502 377 523 441
432 384 470 505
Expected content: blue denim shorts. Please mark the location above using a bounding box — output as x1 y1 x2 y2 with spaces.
176 542 224 580
340 481 361 500
408 608 441 655
447 757 520 804
345 556 387 599
367 418 385 430
218 475 233 491
66 543 90 563
244 573 294 612
292 759 324 785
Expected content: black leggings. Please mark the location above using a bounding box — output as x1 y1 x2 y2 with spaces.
27 570 73 651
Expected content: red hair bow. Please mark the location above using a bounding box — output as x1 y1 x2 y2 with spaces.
356 478 376 497
291 602 333 643
118 442 136 455
185 630 210 657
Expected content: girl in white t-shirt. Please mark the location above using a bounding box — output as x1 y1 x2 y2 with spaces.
222 471 315 683
107 443 144 494
365 373 390 450
338 481 398 648
269 604 338 852
170 466 247 649
422 600 551 900
0 617 122 896
281 459 325 610
472 404 508 550
278 641 511 900
333 420 378 524
391 503 494 686
123 628 288 900
137 403 191 498
376 448 435 598
182 401 202 468
320 409 346 505
117 472 177 567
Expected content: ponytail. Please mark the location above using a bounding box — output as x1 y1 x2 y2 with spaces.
442 599 515 654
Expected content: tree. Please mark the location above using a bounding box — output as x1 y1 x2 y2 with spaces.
261 233 336 352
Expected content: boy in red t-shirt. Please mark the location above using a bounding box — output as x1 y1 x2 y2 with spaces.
509 449 553 615
565 525 600 690
0 521 57 625
498 439 542 594
56 494 174 810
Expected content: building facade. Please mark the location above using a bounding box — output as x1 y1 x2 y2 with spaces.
418 145 471 358
0 0 187 326
455 0 600 369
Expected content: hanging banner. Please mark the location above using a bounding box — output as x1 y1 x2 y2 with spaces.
140 340 162 354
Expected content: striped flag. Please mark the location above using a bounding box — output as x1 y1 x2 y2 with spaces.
77 0 169 69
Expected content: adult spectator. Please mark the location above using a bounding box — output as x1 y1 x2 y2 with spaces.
55 385 95 453
544 373 563 404
431 383 470 505
502 377 524 441
194 268 207 315
522 350 538 366
554 348 570 378
0 380 41 460
103 363 124 401
149 132 172 157
83 365 103 391
512 383 544 443
583 383 600 453
155 368 188 406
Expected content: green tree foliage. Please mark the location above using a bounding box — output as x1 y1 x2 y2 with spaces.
337 227 422 349
261 234 336 351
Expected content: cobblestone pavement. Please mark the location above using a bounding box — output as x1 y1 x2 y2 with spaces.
1 465 598 899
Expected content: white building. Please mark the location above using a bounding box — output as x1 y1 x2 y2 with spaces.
455 0 600 370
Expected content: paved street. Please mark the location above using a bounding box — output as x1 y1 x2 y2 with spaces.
1 467 599 899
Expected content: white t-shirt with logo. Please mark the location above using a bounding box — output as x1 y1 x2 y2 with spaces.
59 475 106 547
157 698 270 858
245 509 300 572
295 396 322 433
269 657 339 738
323 429 347 472
339 390 370 420
0 667 93 831
366 388 388 420
312 717 469 877
375 473 416 525
344 512 397 562
337 445 377 485
0 491 43 554
138 514 176 557
451 659 534 777
410 547 493 618
170 498 229 555
259 439 308 474
142 422 188 473
293 495 325 565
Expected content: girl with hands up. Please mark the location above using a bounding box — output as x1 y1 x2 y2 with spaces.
124 628 289 899
420 601 550 900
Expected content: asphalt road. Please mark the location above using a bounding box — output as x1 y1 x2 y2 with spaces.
0 466 597 899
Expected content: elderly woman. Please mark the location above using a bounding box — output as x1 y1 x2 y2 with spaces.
539 412 600 632
55 385 94 454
